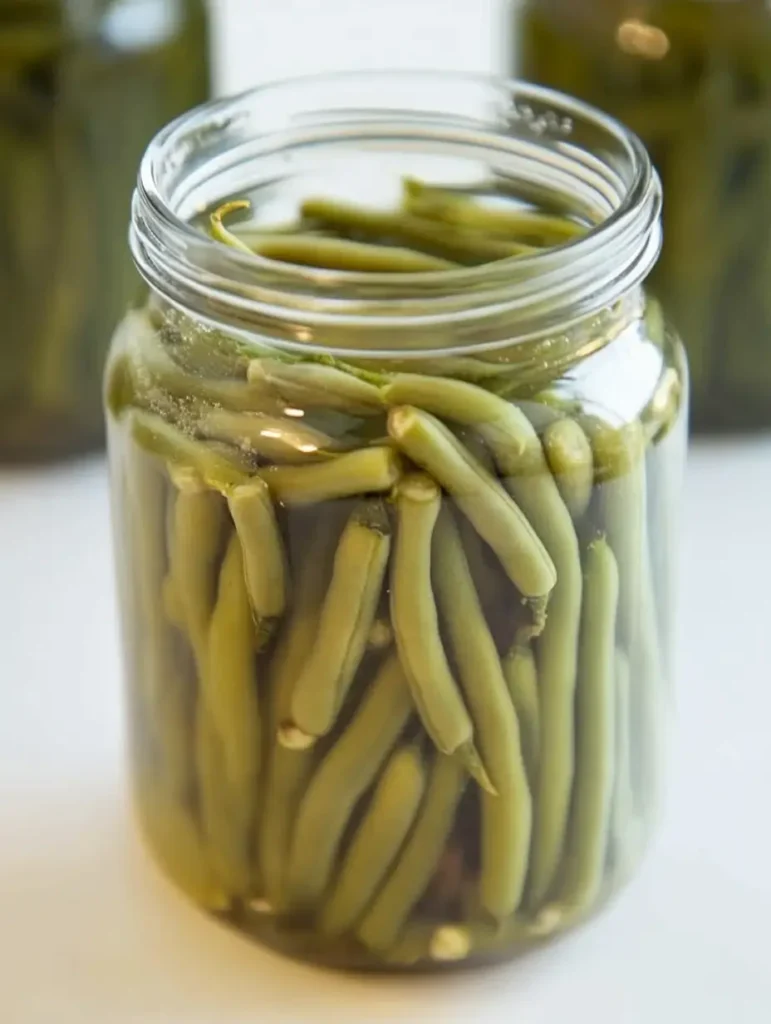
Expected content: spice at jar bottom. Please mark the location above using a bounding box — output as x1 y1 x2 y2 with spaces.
106 76 686 971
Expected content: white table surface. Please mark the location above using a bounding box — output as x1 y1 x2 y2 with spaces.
2 2 770 1021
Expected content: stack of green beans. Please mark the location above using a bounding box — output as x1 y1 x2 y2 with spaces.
107 183 680 968
0 0 209 461
513 0 771 432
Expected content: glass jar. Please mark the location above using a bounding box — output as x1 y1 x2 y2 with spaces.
508 0 771 434
105 72 687 971
0 0 210 462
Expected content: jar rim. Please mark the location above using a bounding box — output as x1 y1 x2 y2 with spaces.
130 70 662 357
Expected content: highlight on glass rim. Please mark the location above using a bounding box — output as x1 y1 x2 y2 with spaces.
105 73 687 971
510 0 771 434
0 0 210 463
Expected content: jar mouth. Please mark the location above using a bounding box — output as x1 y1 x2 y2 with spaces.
131 70 661 357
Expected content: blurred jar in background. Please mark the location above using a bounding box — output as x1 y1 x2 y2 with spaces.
508 0 771 434
0 0 210 462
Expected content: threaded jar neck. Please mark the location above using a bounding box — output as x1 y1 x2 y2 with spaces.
130 71 661 359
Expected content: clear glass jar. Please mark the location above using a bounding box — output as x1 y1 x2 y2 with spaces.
0 0 210 462
105 72 687 971
508 0 771 434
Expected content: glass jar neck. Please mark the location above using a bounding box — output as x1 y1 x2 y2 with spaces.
130 72 661 359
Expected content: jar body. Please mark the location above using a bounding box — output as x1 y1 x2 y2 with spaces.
106 297 685 970
509 0 771 433
105 75 686 970
0 0 210 462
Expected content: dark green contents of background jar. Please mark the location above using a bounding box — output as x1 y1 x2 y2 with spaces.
513 0 771 433
0 0 210 461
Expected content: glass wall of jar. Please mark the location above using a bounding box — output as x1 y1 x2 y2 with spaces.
0 0 210 462
508 0 771 434
105 73 687 971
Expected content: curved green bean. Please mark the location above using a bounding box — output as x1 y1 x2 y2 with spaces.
227 477 288 635
542 417 595 520
256 509 344 910
319 745 426 936
288 500 391 742
391 474 492 792
357 753 468 953
258 446 401 504
433 508 532 919
387 406 556 612
557 538 618 911
283 653 414 913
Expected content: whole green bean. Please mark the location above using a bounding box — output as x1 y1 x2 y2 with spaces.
480 405 582 911
301 196 530 265
252 233 457 272
542 417 595 520
609 647 639 883
357 753 468 954
382 372 532 464
130 410 250 491
198 533 262 893
503 642 540 792
319 745 426 936
391 474 492 792
248 358 385 415
556 538 618 912
258 446 401 504
402 178 587 246
283 653 414 914
433 508 532 919
387 406 556 611
199 408 340 463
166 470 225 671
257 510 344 910
227 478 288 634
288 501 391 742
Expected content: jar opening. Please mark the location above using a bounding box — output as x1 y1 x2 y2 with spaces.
131 71 662 357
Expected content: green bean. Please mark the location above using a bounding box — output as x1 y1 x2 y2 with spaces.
257 510 344 910
210 199 254 254
258 446 400 504
481 404 582 912
402 178 587 246
433 508 532 918
542 417 595 520
166 470 225 671
130 410 250 491
587 419 645 651
319 745 426 936
382 372 532 464
556 538 618 912
301 197 529 265
198 408 340 463
357 753 468 953
227 478 288 633
391 474 492 792
387 406 556 612
248 358 385 415
198 533 262 894
609 647 639 883
251 233 457 272
196 707 252 896
283 653 414 914
503 643 540 791
136 780 228 912
288 501 391 742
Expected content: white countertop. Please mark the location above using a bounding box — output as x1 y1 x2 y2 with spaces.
2 2 770 1020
